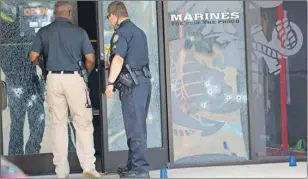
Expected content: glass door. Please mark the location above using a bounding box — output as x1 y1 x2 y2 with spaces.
97 1 169 172
0 0 81 175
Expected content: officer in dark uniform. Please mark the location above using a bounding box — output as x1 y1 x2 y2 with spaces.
105 1 152 178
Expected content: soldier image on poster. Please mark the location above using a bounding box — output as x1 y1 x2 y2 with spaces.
0 0 76 155
167 1 250 163
0 0 46 155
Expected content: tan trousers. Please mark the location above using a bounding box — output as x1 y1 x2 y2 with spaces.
46 72 96 177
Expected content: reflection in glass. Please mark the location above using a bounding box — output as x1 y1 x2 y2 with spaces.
167 1 250 164
102 1 162 151
0 0 76 155
246 1 307 157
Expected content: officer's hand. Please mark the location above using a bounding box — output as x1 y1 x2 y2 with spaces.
105 85 114 98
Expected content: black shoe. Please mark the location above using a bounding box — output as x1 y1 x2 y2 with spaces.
117 166 130 175
120 170 150 178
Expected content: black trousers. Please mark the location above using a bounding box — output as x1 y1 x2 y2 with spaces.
120 77 151 173
7 82 45 155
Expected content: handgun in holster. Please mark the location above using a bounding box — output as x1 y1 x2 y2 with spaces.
78 60 89 83
114 73 133 91
113 80 124 92
38 57 48 80
114 64 139 91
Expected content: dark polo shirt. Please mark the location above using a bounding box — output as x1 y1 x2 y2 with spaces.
31 17 94 71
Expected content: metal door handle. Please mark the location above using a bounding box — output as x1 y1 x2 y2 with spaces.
1 80 8 111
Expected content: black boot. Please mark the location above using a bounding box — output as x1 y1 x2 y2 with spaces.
120 170 150 178
117 166 130 175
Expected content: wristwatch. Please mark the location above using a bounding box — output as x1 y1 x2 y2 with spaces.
107 81 114 86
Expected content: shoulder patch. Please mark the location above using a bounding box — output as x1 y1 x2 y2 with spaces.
113 34 119 43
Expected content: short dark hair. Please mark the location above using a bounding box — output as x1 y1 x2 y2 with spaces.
107 1 128 17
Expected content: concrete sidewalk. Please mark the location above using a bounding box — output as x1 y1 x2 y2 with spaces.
30 162 307 178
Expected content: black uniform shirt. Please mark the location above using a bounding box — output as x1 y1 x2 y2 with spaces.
110 19 149 70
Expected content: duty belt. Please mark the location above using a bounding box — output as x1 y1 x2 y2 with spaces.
123 67 151 79
133 70 143 76
122 70 142 76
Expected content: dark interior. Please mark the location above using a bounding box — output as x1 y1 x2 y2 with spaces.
77 0 102 162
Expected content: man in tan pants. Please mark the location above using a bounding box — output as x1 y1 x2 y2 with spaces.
29 1 101 178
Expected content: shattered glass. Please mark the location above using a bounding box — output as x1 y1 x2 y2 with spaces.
0 0 76 156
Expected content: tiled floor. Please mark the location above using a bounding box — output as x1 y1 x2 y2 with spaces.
29 162 307 178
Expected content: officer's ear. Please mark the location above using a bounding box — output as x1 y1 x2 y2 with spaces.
69 9 73 19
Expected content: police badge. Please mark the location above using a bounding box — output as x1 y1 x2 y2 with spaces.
113 34 119 43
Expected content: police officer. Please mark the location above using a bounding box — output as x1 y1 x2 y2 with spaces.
29 1 100 178
105 1 151 178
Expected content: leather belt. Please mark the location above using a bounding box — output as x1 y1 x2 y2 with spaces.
49 71 78 74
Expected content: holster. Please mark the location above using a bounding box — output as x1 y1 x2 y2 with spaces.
114 72 135 91
38 58 48 80
113 64 151 92
77 60 89 84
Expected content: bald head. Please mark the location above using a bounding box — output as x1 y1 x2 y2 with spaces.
54 1 73 20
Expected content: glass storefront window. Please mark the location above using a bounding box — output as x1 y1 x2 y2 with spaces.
0 0 77 156
1 0 305 166
246 1 307 158
167 1 250 164
101 1 163 151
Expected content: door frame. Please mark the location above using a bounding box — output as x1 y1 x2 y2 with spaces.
0 74 4 155
96 1 169 172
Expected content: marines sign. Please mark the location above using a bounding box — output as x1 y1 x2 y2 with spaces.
170 12 240 25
